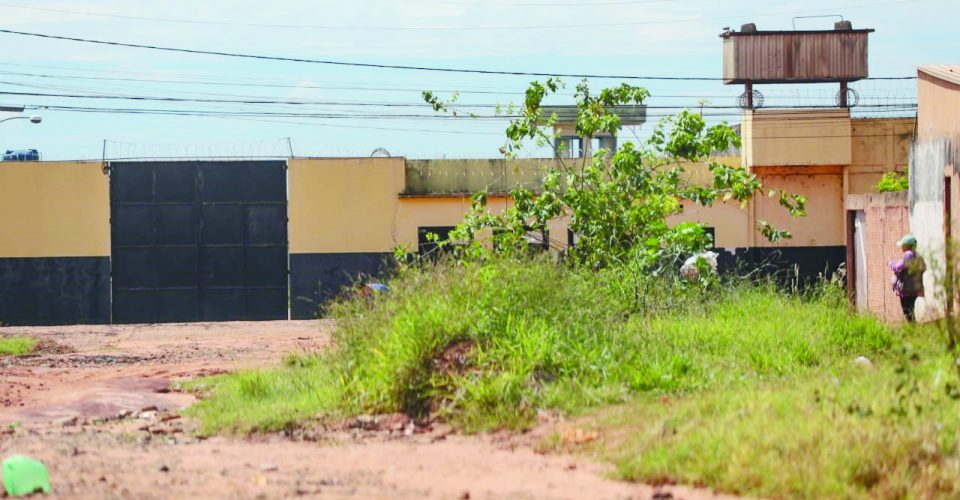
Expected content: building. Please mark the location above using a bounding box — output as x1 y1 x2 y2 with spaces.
0 111 911 327
901 65 960 321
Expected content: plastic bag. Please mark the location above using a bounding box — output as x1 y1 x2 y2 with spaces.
680 251 719 280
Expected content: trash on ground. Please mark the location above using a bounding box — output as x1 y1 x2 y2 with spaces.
2 455 51 497
680 251 720 280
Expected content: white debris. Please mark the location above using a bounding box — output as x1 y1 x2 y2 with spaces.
680 251 719 280
853 356 873 369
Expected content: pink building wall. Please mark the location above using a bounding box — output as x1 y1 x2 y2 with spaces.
848 192 912 322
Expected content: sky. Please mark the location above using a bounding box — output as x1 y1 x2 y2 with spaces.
0 0 955 160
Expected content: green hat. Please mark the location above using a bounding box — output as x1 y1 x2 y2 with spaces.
898 235 917 248
2 455 50 497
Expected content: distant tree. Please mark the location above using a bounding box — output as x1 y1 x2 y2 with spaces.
423 80 806 270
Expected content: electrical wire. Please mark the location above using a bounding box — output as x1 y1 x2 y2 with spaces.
0 88 920 110
0 63 917 100
0 28 918 81
26 103 917 122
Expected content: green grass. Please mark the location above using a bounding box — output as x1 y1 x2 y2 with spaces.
186 259 894 434
579 334 960 499
0 336 36 356
183 258 960 497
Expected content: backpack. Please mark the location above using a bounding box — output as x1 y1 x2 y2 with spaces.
900 253 926 296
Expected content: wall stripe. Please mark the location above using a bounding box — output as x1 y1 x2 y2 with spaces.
0 256 110 326
289 252 391 319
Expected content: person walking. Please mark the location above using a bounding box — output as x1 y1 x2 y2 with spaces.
889 235 926 323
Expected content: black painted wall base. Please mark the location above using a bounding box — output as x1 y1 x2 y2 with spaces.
290 253 392 320
0 257 110 326
0 248 846 326
714 246 847 286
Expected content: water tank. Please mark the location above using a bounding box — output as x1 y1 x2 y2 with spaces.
3 149 40 161
721 24 873 84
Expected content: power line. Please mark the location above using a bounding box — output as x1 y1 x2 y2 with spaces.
0 88 919 110
0 70 919 109
0 69 732 98
0 28 917 81
0 63 918 99
27 103 917 122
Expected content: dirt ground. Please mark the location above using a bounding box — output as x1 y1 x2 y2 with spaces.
0 321 736 499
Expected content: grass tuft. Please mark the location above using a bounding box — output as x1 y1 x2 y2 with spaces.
186 259 894 433
0 336 36 356
589 339 960 499
183 258 960 497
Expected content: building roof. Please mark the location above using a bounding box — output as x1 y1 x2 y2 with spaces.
918 65 960 86
540 105 646 125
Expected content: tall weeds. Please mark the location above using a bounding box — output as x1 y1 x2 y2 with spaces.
187 258 893 433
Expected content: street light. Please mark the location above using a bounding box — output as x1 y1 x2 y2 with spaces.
0 115 41 125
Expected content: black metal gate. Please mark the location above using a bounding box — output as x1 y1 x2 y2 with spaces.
110 161 288 323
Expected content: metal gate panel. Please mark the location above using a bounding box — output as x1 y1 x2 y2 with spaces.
111 161 288 323
197 162 288 321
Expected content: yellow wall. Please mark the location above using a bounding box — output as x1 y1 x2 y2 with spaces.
743 108 852 167
754 170 845 247
0 161 109 258
288 157 404 253
851 118 913 170
289 115 910 256
395 196 514 249
670 155 750 248
847 117 914 196
669 202 750 249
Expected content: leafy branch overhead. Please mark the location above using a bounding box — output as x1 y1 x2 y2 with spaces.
421 80 806 269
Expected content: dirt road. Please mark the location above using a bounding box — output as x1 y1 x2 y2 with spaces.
1 321 733 499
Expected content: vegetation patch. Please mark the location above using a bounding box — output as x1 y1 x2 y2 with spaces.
182 79 957 497
577 335 960 499
0 336 37 356
876 168 910 193
186 259 894 436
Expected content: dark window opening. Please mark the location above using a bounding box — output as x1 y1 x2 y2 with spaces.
494 226 550 252
418 226 457 259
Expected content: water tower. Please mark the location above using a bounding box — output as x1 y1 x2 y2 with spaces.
720 19 873 109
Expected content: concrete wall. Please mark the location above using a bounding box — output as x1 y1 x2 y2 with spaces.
669 156 750 249
395 195 514 249
0 161 111 325
743 109 852 167
753 167 845 247
287 157 405 318
909 70 960 322
848 117 914 195
0 162 110 258
404 158 555 195
289 157 405 254
918 71 960 140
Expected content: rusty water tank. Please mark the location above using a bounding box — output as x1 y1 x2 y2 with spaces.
721 22 873 84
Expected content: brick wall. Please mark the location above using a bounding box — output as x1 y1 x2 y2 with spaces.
849 192 912 322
